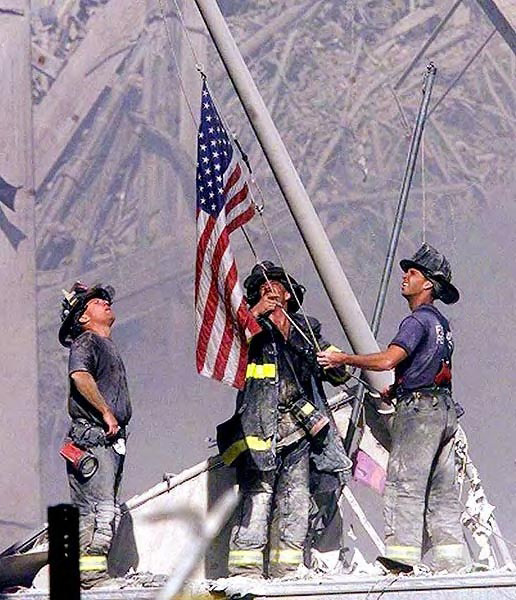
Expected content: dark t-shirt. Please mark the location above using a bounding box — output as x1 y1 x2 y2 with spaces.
390 304 453 391
68 331 132 426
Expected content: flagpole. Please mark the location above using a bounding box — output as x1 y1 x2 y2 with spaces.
193 0 393 394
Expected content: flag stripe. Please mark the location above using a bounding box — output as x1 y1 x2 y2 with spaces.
212 263 240 380
226 183 249 216
195 82 256 388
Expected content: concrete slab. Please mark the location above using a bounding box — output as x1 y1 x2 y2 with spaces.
208 571 516 600
2 572 516 600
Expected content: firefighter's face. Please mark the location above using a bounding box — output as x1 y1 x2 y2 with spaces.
259 280 291 308
401 268 432 298
80 297 115 328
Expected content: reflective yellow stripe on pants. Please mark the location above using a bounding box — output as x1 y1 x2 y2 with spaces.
228 549 263 567
269 548 303 565
385 545 420 564
79 555 107 572
434 544 464 560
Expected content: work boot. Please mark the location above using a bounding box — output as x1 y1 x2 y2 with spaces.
376 555 414 575
82 574 126 590
80 572 111 590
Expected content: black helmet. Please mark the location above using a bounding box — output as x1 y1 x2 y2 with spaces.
400 243 459 304
58 281 115 347
243 261 305 313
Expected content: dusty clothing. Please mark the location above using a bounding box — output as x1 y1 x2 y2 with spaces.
67 437 125 586
229 441 310 578
384 390 464 570
218 314 350 473
221 313 351 577
385 304 465 570
66 332 131 586
69 331 132 426
391 304 453 392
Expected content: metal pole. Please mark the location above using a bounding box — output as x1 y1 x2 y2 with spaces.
344 64 437 454
193 0 393 393
371 63 436 336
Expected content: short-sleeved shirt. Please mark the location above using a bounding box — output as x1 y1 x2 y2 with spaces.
390 304 453 392
68 331 132 426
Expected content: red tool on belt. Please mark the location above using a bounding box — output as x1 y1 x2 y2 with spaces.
60 440 98 479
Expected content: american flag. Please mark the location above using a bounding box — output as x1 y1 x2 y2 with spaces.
195 81 260 389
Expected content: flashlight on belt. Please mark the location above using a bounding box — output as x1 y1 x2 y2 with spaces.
290 397 329 438
60 440 99 479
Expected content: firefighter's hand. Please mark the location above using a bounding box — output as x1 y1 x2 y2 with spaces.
250 294 280 317
317 349 348 369
102 408 120 438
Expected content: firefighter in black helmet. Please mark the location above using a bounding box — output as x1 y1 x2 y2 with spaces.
218 261 352 578
318 244 466 573
59 282 132 589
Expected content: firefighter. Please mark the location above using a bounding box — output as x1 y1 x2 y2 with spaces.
218 261 352 578
317 243 466 572
59 282 132 588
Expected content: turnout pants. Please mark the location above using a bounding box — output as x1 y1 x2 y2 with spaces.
67 443 124 587
384 390 466 571
229 441 310 578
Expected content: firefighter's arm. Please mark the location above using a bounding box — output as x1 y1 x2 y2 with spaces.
318 343 351 385
249 295 278 317
70 371 119 437
309 318 350 386
317 344 407 372
240 294 278 343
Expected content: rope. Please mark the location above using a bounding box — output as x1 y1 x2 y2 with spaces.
160 0 328 353
157 0 199 128
195 72 321 349
240 226 258 261
249 195 322 351
388 84 412 137
364 574 400 600
170 0 206 71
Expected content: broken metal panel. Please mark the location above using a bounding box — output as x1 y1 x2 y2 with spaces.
109 457 236 581
0 551 48 590
475 0 516 54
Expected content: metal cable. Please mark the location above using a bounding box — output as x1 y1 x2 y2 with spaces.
170 0 206 71
157 0 199 127
249 197 322 351
159 0 327 352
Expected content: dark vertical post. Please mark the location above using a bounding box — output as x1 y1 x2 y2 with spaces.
344 64 437 454
48 504 80 600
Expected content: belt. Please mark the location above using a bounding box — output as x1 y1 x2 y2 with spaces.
396 385 450 399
